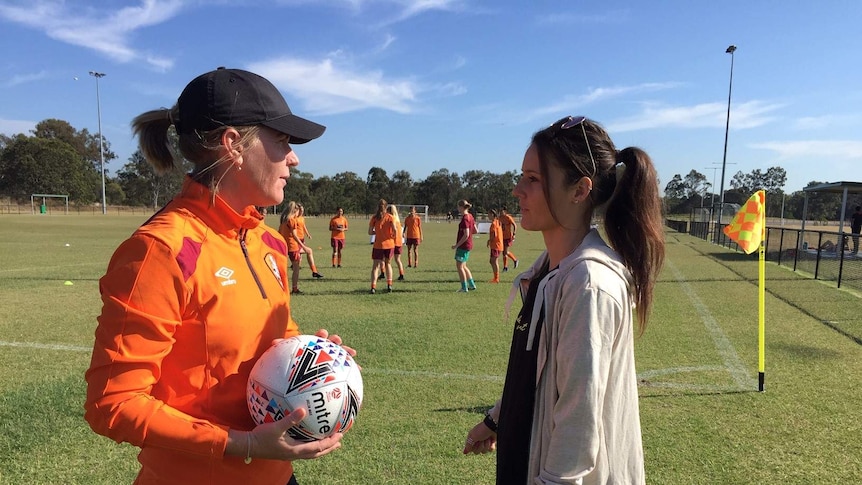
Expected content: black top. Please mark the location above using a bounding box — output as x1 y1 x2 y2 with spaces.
851 211 862 233
496 262 551 485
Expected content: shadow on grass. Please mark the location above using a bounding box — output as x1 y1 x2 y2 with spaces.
638 388 756 399
709 252 759 262
292 287 466 296
688 241 862 347
770 342 842 359
433 404 494 415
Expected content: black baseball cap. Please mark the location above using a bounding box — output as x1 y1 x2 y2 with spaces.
176 67 325 144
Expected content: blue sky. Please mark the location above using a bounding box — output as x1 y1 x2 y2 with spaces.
1 1 860 195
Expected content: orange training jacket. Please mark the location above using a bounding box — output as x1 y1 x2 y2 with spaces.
85 177 299 485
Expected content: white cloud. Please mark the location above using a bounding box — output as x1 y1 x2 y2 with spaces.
523 82 683 124
0 118 35 136
749 140 862 160
371 0 469 27
0 0 183 70
791 114 861 131
1 71 48 87
248 56 464 115
607 100 784 132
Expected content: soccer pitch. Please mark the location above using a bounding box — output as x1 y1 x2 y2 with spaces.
1 214 860 484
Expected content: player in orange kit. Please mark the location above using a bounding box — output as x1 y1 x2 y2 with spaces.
329 207 348 268
403 206 423 268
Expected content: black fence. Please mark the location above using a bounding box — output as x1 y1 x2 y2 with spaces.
667 217 861 292
0 204 157 215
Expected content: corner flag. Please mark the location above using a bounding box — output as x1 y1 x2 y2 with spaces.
722 189 767 392
723 190 766 254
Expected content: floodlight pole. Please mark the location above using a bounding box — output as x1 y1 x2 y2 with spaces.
89 71 107 215
716 45 736 238
704 166 720 210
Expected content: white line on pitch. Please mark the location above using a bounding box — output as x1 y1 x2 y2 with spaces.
0 341 507 382
362 368 504 382
665 260 755 390
0 340 91 352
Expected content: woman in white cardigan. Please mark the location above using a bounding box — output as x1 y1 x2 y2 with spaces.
463 116 665 485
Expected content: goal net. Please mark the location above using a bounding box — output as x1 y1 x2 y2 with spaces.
392 204 429 222
31 194 69 214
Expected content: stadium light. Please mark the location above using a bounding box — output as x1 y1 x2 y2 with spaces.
704 166 719 210
716 45 736 235
89 71 107 215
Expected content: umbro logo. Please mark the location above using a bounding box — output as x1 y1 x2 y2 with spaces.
215 267 237 286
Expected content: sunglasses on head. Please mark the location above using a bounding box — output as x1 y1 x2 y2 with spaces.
552 115 596 178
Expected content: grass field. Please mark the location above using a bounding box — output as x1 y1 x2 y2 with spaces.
1 214 861 484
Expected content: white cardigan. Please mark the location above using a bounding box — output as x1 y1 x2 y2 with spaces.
494 229 645 485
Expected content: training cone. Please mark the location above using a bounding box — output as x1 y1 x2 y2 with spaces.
64 281 73 286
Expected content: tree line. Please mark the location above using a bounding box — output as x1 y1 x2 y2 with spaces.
2 118 858 221
0 118 519 216
663 167 860 222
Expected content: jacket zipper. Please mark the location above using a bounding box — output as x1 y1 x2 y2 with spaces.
240 229 268 299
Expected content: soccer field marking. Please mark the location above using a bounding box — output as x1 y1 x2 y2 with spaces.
0 340 91 352
637 365 747 393
0 340 508 382
666 259 756 390
0 262 103 273
359 367 504 382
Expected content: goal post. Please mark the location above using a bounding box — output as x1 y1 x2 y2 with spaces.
393 204 429 222
31 194 69 214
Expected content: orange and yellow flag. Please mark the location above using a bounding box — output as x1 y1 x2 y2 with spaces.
723 190 766 254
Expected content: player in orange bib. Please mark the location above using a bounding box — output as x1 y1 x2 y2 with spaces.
329 207 348 268
500 205 519 272
387 205 406 280
279 201 313 294
403 206 423 268
368 199 397 293
296 203 323 278
487 208 504 283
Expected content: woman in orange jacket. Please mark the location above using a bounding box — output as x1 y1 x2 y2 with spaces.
368 199 396 293
84 68 352 485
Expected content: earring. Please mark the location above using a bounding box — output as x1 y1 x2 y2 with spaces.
237 165 242 171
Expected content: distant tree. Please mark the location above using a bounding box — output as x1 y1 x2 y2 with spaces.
484 170 519 213
332 171 366 214
415 168 461 214
306 176 336 214
0 133 13 151
457 169 518 215
365 167 390 213
730 167 786 195
116 150 190 208
0 136 99 202
796 181 843 221
682 170 708 199
389 170 413 205
729 167 788 216
283 168 314 211
664 174 686 200
32 118 117 175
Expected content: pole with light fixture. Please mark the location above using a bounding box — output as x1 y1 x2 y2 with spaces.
89 71 107 215
716 45 736 239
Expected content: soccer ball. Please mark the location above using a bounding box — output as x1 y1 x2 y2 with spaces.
247 335 363 441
